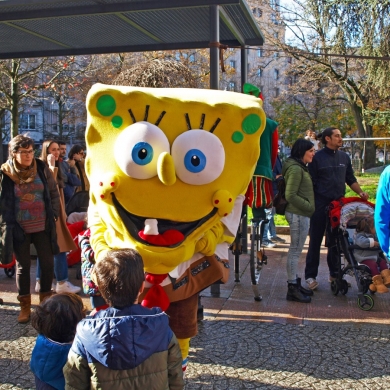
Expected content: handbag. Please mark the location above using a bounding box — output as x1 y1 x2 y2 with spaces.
272 177 288 215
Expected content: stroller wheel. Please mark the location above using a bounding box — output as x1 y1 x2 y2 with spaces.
357 294 374 311
331 280 339 296
339 280 349 295
4 266 15 278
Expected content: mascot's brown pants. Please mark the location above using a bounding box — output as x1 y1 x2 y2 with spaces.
166 293 198 339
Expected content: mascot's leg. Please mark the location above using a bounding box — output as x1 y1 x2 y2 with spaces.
177 337 190 373
166 293 199 374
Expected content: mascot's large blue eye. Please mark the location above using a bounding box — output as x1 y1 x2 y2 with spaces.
114 121 170 179
132 142 153 165
172 130 225 185
184 149 206 173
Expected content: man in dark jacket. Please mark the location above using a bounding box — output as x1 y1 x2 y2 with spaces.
305 127 368 290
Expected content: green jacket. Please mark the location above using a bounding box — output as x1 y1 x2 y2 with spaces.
282 158 314 217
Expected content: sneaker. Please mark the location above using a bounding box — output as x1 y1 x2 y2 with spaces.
306 278 319 290
55 281 81 294
270 236 286 243
262 240 276 248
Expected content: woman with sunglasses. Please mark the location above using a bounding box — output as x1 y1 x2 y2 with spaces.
36 140 81 295
0 135 60 323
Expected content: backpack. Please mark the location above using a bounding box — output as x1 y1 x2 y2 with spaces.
272 178 288 215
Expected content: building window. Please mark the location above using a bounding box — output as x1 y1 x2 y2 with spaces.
247 63 250 72
229 60 236 69
252 7 262 17
274 52 279 58
275 88 280 97
257 68 263 77
271 13 278 25
257 48 263 57
274 32 279 39
287 57 292 64
20 114 36 130
228 82 236 91
274 69 279 80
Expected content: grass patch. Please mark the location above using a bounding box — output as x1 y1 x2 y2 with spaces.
246 173 380 226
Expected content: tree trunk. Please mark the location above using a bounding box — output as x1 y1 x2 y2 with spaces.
350 102 376 170
10 60 19 138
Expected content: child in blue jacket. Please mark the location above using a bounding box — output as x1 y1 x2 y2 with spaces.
30 293 86 389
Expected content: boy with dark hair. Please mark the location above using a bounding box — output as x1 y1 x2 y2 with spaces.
63 248 184 390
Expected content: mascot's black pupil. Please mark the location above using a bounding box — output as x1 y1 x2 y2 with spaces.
138 149 148 159
191 156 200 167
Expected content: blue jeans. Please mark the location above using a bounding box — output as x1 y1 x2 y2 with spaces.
263 207 276 240
285 211 310 283
36 252 68 283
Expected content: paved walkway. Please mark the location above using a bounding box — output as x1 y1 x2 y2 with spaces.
1 235 390 389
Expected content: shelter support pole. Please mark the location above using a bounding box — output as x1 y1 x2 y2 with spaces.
240 45 248 253
209 4 220 296
209 5 219 90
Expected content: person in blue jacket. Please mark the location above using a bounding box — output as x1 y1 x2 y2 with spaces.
375 165 390 260
30 293 86 390
63 248 184 390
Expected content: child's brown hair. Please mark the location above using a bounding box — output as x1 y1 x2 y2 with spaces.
31 293 86 343
356 216 375 234
94 248 144 309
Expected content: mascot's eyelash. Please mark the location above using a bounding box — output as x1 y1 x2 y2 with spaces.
128 107 166 126
185 113 221 133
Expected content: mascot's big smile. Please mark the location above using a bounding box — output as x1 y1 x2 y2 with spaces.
112 194 217 248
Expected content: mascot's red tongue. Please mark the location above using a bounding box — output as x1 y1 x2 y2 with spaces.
138 229 184 246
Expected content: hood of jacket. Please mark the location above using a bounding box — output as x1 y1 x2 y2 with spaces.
282 157 308 176
30 334 72 388
72 304 172 370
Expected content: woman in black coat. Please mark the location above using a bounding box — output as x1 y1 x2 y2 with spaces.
0 135 60 323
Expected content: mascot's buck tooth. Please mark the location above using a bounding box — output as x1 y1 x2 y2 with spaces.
85 84 266 370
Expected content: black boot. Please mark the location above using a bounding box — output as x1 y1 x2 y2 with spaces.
287 283 311 303
296 277 314 296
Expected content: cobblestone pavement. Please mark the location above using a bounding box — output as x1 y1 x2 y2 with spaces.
1 235 390 389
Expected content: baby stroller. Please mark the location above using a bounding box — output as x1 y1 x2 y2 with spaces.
328 197 376 311
0 256 16 278
65 191 90 280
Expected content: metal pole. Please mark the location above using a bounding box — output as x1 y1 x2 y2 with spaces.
209 5 219 90
384 143 386 166
210 4 220 296
240 45 248 253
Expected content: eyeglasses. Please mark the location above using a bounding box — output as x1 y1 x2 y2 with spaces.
16 150 34 155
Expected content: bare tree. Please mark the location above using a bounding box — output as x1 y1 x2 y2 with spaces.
252 0 390 168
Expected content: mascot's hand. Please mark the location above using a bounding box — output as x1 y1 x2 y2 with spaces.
195 222 224 256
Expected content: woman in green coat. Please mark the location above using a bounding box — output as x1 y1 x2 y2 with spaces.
282 139 315 303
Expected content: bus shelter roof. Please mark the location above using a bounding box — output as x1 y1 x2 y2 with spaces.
0 0 264 59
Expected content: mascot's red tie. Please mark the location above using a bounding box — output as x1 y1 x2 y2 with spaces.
141 273 170 311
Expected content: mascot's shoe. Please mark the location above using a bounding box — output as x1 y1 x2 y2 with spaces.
371 275 389 294
286 283 311 303
380 269 390 287
17 294 31 323
296 277 313 296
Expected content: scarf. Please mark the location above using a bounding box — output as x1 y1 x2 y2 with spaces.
1 158 37 184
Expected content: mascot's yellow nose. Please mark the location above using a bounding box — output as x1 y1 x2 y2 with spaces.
157 152 176 186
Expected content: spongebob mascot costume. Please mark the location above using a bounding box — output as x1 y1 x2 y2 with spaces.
85 84 266 372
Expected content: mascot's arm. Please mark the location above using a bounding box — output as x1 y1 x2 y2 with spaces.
88 205 110 262
195 222 225 256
